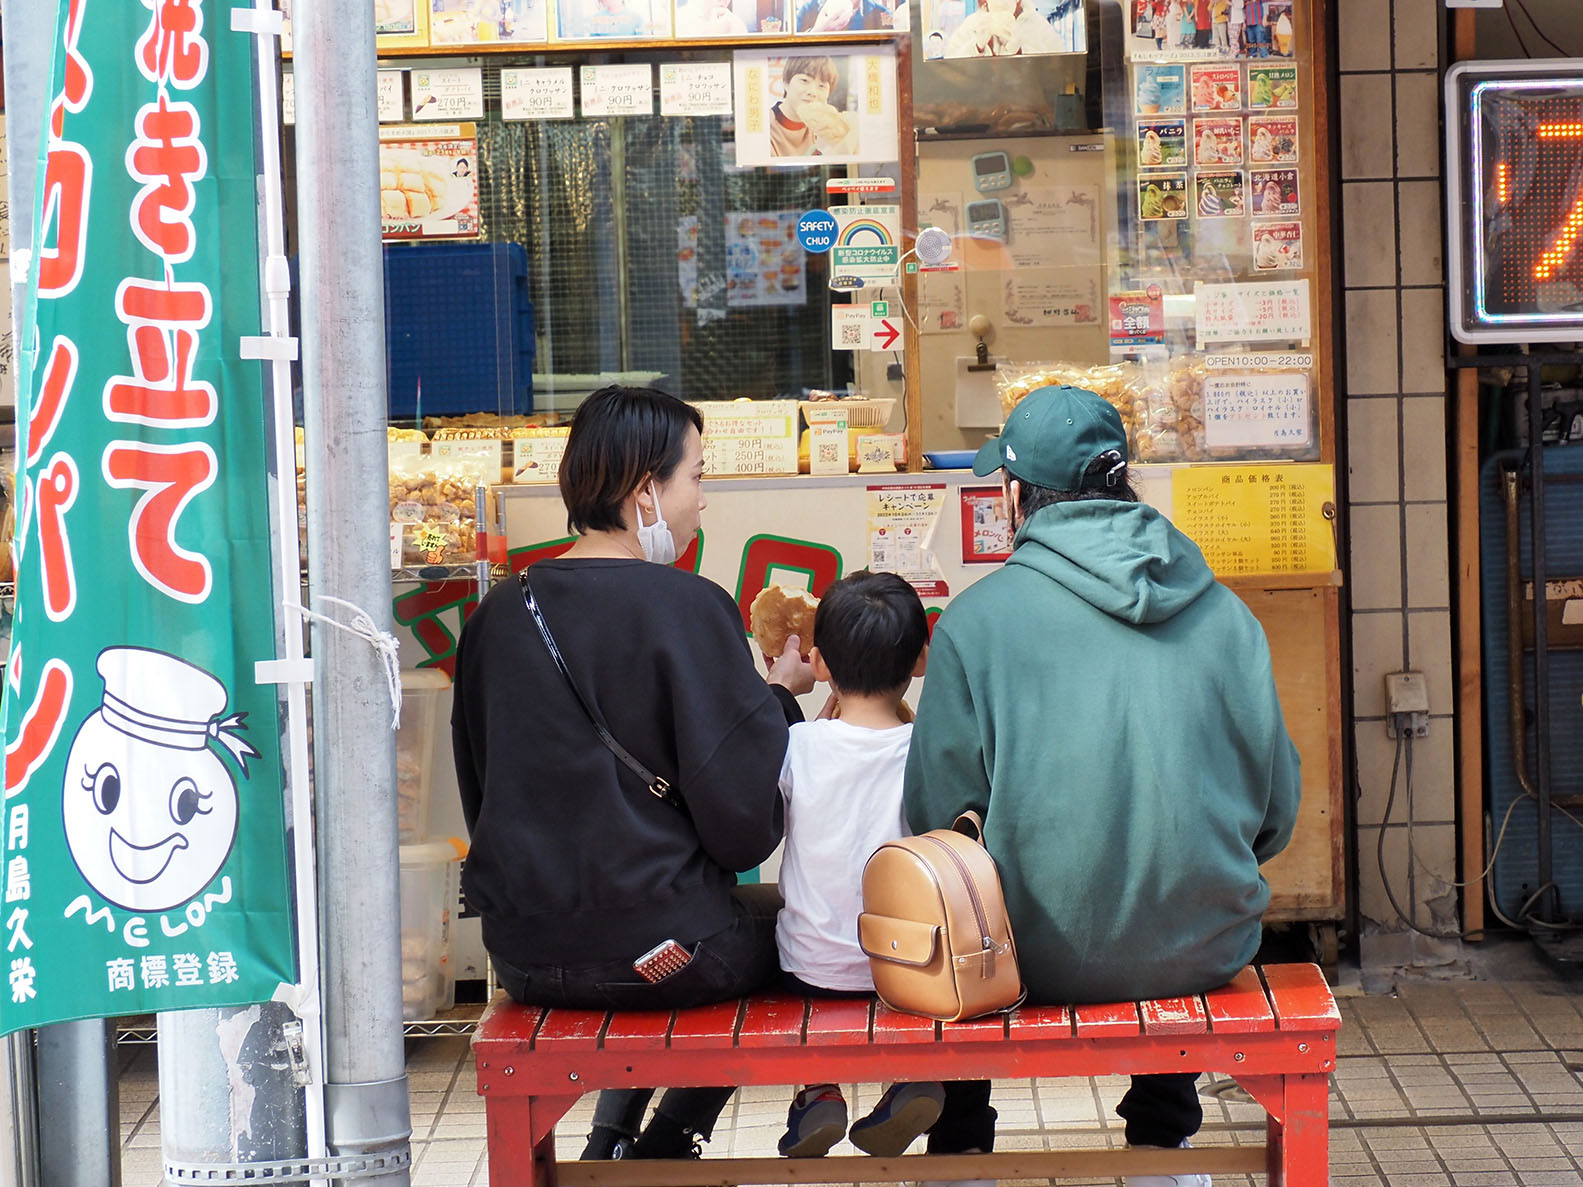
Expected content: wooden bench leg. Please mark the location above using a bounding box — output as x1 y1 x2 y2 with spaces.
1265 1073 1329 1187
487 1095 561 1187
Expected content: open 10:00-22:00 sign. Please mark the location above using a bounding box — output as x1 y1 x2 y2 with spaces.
1446 62 1583 344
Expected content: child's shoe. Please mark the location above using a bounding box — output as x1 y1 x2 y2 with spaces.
848 1081 947 1157
778 1084 849 1157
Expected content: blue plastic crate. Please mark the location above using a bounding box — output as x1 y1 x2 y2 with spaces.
383 242 535 419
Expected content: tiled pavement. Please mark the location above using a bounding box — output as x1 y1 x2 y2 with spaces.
117 949 1583 1186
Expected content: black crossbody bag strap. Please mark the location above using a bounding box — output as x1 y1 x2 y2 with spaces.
519 569 682 809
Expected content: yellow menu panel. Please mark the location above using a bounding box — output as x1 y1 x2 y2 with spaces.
1171 464 1336 577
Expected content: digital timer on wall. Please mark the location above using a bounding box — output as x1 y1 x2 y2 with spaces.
1446 61 1583 343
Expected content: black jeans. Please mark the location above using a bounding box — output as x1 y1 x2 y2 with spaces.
918 1074 1200 1154
1116 1073 1203 1148
491 883 782 1144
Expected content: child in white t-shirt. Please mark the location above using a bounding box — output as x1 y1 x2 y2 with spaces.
774 571 946 1159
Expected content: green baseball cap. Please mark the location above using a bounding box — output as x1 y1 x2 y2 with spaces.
972 385 1129 492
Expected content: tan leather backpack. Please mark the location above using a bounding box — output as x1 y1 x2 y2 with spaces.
858 812 1024 1022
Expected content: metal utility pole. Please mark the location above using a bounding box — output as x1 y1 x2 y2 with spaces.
294 0 413 1179
4 4 110 1183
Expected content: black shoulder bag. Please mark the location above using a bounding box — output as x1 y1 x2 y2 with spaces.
519 568 684 811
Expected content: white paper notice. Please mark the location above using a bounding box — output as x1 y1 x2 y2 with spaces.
411 68 485 120
659 62 734 116
501 67 576 120
282 69 295 125
1004 187 1102 269
581 64 654 117
919 273 965 333
1195 280 1312 345
1001 269 1101 328
378 70 406 122
1202 373 1312 448
918 192 963 236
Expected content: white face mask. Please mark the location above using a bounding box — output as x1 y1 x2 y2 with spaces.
635 481 677 565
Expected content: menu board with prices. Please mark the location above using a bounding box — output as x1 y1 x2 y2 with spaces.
1196 279 1311 344
694 400 799 476
1171 464 1335 577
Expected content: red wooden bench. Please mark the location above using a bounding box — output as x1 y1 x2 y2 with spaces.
472 962 1338 1185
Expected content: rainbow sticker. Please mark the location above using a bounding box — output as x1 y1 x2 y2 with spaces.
831 204 900 282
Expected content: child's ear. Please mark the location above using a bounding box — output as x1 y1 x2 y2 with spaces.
809 646 833 684
912 643 929 679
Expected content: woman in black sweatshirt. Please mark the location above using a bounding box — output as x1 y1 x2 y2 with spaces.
452 386 814 1161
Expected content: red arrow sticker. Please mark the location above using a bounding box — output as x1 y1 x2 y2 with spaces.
873 318 901 350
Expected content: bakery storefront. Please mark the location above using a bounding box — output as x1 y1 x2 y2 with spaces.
280 0 1343 1014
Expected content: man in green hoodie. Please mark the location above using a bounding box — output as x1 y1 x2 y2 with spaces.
904 385 1301 1186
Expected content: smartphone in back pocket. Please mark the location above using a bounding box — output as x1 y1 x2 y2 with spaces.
633 939 693 983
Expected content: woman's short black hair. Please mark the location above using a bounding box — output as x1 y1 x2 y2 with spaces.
1015 452 1139 521
558 386 704 534
813 570 928 696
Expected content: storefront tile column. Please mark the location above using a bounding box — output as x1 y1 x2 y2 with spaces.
1338 0 1461 952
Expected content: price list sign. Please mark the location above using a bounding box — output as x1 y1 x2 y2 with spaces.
1171 464 1335 577
694 400 799 476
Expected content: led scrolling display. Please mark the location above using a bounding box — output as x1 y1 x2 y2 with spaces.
1454 67 1583 341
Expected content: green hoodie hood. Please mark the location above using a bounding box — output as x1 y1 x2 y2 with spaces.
1005 500 1215 625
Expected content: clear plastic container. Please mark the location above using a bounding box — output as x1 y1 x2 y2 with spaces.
396 669 450 843
399 840 463 1021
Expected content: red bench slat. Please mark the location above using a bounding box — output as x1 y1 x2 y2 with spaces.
872 1003 938 1044
1072 1000 1141 1037
805 998 873 1046
603 1010 675 1050
737 996 807 1047
669 1001 742 1049
1008 1004 1072 1040
940 1014 1008 1042
532 1008 608 1050
1262 964 1341 1030
478 1001 545 1044
1204 967 1276 1033
1141 995 1207 1036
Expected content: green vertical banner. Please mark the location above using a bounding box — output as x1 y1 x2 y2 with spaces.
0 0 296 1032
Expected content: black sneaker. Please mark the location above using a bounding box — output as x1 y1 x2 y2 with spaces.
580 1126 634 1160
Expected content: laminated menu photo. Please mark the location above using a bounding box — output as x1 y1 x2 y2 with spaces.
676 0 789 34
1247 64 1298 109
1248 115 1299 164
1251 220 1303 271
1137 118 1187 167
1193 117 1244 167
1134 63 1186 115
1196 171 1246 218
1190 63 1241 112
1139 173 1189 220
1250 168 1300 216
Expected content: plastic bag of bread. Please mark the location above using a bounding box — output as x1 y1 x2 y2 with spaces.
1133 356 1209 463
997 362 1146 453
750 585 818 660
389 452 480 567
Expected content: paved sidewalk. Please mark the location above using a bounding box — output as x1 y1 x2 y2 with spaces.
116 948 1583 1186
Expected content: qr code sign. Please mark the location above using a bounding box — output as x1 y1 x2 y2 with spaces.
839 322 864 347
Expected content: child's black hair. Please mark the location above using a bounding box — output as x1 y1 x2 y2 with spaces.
812 571 928 696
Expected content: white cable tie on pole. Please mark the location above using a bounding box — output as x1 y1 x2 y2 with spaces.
288 597 404 729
